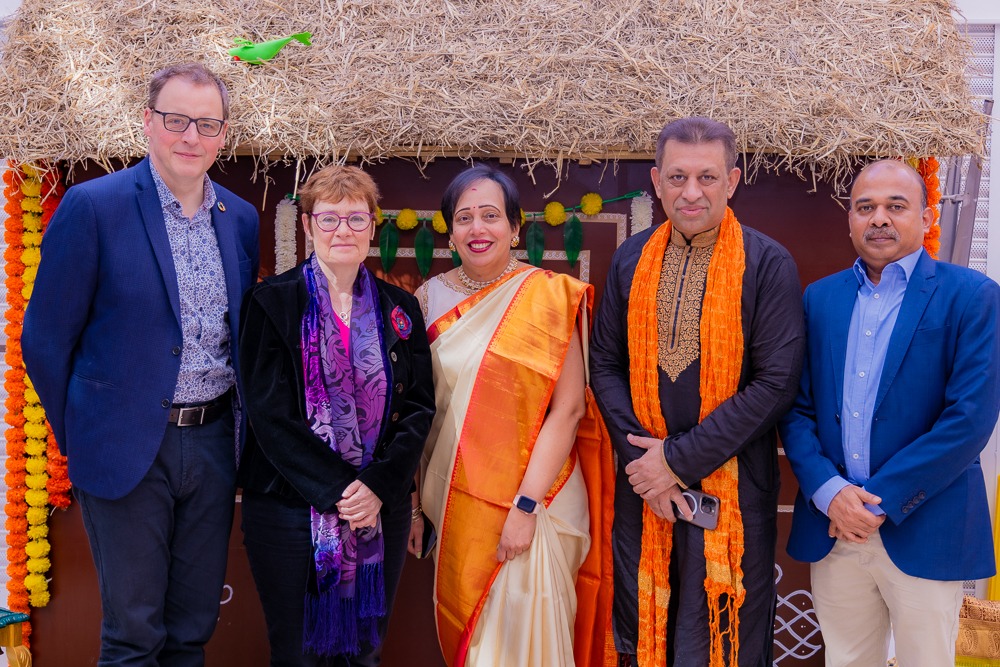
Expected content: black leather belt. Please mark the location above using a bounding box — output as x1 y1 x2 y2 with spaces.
168 392 230 427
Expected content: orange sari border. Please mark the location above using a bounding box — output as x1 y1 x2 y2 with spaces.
628 209 746 667
425 267 530 343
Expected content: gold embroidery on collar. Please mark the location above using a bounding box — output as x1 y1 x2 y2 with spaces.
656 232 716 381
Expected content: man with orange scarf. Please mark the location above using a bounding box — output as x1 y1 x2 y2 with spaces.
590 117 805 667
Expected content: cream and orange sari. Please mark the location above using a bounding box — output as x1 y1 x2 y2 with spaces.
418 267 615 667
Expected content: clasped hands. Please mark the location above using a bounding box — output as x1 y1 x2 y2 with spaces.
336 480 382 530
827 485 885 543
624 434 693 522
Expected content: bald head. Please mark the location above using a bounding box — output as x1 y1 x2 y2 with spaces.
851 160 928 210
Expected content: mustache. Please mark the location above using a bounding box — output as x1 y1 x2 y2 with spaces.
864 228 899 241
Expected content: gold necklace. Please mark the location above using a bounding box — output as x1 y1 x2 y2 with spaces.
457 255 520 292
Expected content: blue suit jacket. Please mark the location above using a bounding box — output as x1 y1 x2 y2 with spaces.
780 251 1000 580
22 157 259 500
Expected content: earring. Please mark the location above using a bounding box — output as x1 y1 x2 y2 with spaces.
448 240 456 252
511 236 520 248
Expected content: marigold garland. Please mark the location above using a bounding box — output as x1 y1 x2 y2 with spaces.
3 161 69 640
431 211 448 234
395 208 419 231
543 201 567 226
916 157 941 259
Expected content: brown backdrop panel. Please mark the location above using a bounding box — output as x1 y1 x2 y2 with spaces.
29 156 855 666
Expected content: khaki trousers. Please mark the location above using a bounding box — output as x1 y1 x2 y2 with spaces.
811 530 963 667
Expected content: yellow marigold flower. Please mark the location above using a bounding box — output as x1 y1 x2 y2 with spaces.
543 201 567 226
25 539 50 560
21 197 43 213
26 506 48 525
22 264 38 286
25 488 49 507
580 193 603 217
25 438 47 457
396 208 419 231
25 387 40 403
23 405 46 424
21 246 41 267
20 179 41 198
25 573 47 591
21 164 39 178
23 231 43 248
24 374 35 389
22 212 42 232
21 281 34 301
26 556 51 574
25 457 47 475
24 423 48 441
26 473 49 490
431 211 448 234
520 209 526 225
30 590 52 607
27 524 49 540
374 206 384 226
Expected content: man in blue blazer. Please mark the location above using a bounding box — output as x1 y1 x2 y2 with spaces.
22 63 259 666
780 159 1000 667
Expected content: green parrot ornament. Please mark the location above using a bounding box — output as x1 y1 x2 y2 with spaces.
229 32 312 64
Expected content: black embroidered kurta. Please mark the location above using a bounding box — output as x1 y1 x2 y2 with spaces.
590 222 805 666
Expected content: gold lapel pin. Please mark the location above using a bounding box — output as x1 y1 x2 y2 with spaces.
217 201 226 212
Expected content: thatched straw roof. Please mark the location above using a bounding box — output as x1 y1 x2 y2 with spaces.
0 0 982 186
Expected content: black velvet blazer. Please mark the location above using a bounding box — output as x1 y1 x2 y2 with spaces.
237 263 435 514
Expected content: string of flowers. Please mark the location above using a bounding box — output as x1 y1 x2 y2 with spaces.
3 162 68 638
373 191 647 271
916 157 941 259
274 195 299 274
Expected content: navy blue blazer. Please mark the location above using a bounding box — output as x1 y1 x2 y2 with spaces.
780 251 1000 580
22 157 259 500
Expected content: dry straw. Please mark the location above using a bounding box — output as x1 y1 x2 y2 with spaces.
0 0 983 189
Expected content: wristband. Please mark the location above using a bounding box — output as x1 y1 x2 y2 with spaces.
512 494 540 515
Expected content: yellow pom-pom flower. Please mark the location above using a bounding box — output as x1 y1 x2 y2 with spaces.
25 387 40 403
21 197 43 213
25 457 47 475
22 212 42 233
396 208 419 231
24 422 48 440
520 209 527 225
23 404 46 424
374 207 384 226
25 488 49 508
27 524 49 540
24 438 47 457
26 473 49 490
20 179 41 197
26 556 51 574
580 193 603 217
30 590 52 607
25 539 51 560
26 506 48 525
431 211 448 234
544 201 567 226
24 573 47 591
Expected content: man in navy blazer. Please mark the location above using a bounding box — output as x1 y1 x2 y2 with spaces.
22 63 259 666
780 160 1000 667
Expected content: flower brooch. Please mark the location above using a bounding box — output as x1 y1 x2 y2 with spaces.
390 306 412 339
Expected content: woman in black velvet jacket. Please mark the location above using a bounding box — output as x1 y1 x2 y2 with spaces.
237 165 435 667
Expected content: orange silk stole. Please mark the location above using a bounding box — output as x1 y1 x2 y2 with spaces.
628 208 747 667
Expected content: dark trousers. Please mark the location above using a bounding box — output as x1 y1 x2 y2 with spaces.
241 489 411 667
75 412 236 667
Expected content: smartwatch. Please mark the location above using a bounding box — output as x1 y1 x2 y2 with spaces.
513 494 540 515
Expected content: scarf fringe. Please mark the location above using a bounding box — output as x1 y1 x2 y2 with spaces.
303 562 386 657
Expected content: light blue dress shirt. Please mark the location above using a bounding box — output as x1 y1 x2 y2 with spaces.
811 247 923 516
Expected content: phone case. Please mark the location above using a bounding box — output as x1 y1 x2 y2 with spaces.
676 489 720 530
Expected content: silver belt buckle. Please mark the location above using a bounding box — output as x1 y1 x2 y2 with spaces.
175 405 206 427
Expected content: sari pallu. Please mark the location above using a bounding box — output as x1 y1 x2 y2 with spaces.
421 268 615 667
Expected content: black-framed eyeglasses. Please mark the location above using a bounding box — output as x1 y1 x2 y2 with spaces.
310 211 374 232
152 110 225 137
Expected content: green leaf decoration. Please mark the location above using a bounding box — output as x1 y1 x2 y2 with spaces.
379 222 399 273
564 214 582 267
527 221 545 267
414 225 434 277
451 249 462 267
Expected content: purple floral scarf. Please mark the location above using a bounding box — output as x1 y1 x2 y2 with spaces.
301 255 388 656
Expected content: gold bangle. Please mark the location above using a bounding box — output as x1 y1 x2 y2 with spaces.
410 505 422 522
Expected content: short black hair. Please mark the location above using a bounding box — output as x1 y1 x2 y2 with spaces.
440 166 521 233
655 116 737 171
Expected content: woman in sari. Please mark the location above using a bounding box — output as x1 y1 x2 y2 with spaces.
409 166 614 667
238 165 435 666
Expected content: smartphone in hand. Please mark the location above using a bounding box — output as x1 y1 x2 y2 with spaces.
674 489 720 530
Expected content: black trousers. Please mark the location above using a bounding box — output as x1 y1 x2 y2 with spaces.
241 489 411 667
